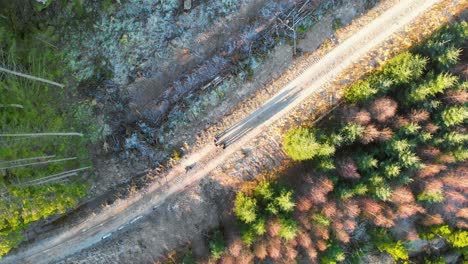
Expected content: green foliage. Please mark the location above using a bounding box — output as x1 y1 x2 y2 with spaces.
407 73 457 103
451 147 468 162
439 105 467 127
283 127 321 161
373 184 392 201
254 181 274 201
0 231 22 257
381 52 427 85
235 182 296 244
417 192 444 203
0 9 93 256
72 103 105 143
372 229 409 261
378 241 409 261
278 217 298 240
422 225 468 248
417 21 468 70
251 217 267 235
381 162 401 178
442 131 468 147
33 0 55 12
340 123 364 144
240 225 256 246
332 18 344 30
316 157 337 172
181 251 196 264
209 230 225 260
344 80 378 104
234 193 257 224
283 127 334 161
355 153 378 173
275 189 295 212
313 213 331 227
321 241 346 264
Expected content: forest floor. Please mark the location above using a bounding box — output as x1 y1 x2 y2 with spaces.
3 0 466 263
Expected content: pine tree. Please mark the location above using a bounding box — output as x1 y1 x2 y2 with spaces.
439 105 467 127
344 80 378 103
381 52 427 85
407 73 457 103
234 193 257 224
283 127 322 161
279 217 298 241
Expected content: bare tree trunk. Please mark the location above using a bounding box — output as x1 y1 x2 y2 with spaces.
0 155 55 165
0 66 65 88
22 166 91 185
0 157 77 170
0 104 24 109
0 132 83 137
26 173 78 186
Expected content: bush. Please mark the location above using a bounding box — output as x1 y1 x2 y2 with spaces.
209 230 225 260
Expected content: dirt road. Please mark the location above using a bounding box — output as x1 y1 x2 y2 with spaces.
1 0 442 263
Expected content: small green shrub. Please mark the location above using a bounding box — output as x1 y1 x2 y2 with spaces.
209 230 225 260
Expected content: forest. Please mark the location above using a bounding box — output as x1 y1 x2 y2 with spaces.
168 21 467 263
0 0 99 256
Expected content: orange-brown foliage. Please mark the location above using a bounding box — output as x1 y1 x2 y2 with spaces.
456 208 468 219
253 241 267 260
267 238 282 260
267 218 281 237
322 201 337 218
297 231 313 248
370 97 398 122
316 240 328 251
417 164 447 178
377 127 394 141
343 219 357 232
421 214 444 226
228 238 243 257
444 89 468 104
297 196 313 212
418 146 441 160
391 187 415 205
312 224 330 240
408 109 430 123
336 157 361 179
284 245 298 261
360 125 381 144
397 204 426 218
343 199 361 218
220 254 236 264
